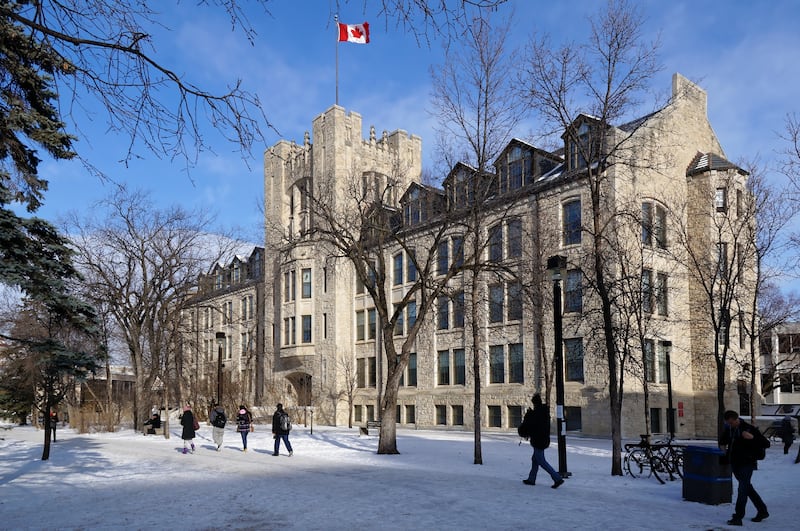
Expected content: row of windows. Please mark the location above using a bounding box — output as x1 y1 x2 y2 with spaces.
201 295 255 330
353 403 574 429
283 315 312 345
284 268 312 302
489 282 522 323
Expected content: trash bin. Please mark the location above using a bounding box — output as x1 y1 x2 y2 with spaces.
682 445 731 504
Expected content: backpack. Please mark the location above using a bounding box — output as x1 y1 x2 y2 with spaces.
753 428 770 460
212 411 226 429
517 408 532 439
279 412 291 432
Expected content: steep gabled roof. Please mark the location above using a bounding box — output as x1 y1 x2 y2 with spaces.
686 152 748 176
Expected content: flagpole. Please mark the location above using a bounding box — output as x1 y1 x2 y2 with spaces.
334 14 339 106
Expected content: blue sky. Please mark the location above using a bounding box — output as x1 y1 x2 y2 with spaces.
31 1 800 249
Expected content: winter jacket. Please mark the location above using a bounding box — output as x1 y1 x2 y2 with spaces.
210 407 226 428
719 418 766 466
521 404 551 450
179 410 196 440
272 408 290 436
236 409 252 433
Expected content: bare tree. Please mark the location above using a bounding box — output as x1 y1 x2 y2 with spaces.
430 14 524 464
64 187 240 429
517 0 662 475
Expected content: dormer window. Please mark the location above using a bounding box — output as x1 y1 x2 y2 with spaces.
567 122 598 171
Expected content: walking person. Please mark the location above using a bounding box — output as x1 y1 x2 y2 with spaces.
210 404 226 451
518 394 563 489
272 403 293 456
236 405 253 452
50 410 59 442
780 415 794 455
719 410 769 525
179 404 196 454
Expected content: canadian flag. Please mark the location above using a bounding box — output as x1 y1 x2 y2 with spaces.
338 22 370 44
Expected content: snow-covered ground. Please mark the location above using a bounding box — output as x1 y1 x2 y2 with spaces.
0 422 797 530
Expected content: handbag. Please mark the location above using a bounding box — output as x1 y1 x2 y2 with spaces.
192 418 200 431
250 425 254 432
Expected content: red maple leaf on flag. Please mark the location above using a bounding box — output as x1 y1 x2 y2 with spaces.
350 26 364 40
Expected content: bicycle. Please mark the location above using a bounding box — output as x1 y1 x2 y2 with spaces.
651 435 684 481
624 434 669 484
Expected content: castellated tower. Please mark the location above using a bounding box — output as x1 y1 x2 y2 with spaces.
263 105 421 425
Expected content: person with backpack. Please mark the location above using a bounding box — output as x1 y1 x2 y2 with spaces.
272 403 293 456
209 404 226 451
719 410 770 525
517 393 563 489
236 405 253 452
780 415 795 455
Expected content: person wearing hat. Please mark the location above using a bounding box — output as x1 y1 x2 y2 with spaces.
236 405 253 452
518 393 564 489
179 404 196 454
272 403 293 456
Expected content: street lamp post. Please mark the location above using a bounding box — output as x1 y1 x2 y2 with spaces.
547 255 569 478
662 341 674 439
215 332 226 404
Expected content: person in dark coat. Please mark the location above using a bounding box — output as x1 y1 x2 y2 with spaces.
272 403 293 456
780 415 794 455
719 410 769 525
236 405 253 452
179 404 196 454
143 413 161 435
518 394 563 489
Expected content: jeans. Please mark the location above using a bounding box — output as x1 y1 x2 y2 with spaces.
274 433 293 454
527 447 561 484
239 430 249 449
731 463 767 519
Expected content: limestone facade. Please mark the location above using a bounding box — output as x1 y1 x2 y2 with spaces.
249 73 757 438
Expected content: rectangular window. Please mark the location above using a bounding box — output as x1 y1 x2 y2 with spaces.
393 253 403 285
642 269 653 314
367 405 375 422
644 338 656 383
283 317 296 346
565 338 584 382
452 405 464 426
657 342 669 383
452 235 464 269
357 358 365 388
354 405 363 423
241 297 247 320
508 405 523 429
453 291 465 328
564 269 582 313
437 296 449 330
650 408 662 434
435 405 447 425
241 332 247 355
407 301 417 331
562 200 582 246
509 343 524 383
408 353 417 387
507 219 522 258
301 315 312 343
437 241 449 275
355 273 365 294
654 205 667 249
488 224 503 262
405 405 416 424
407 250 417 282
715 187 727 212
487 405 502 427
489 284 504 323
290 270 296 300
642 201 653 246
368 357 377 387
301 268 312 298
656 273 668 315
454 348 466 385
736 189 743 218
438 350 450 385
507 281 522 321
490 345 505 383
356 310 365 341
394 304 404 336
367 309 377 340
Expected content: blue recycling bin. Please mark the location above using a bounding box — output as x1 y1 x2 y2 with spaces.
682 445 731 504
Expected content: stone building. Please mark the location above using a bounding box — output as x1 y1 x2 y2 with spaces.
760 322 800 409
252 73 757 438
